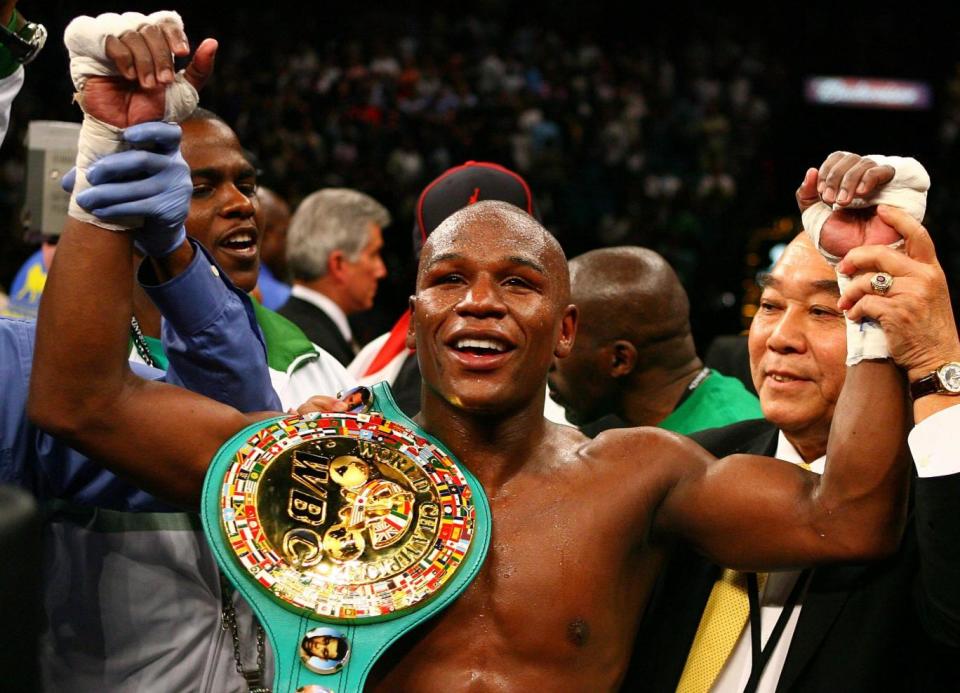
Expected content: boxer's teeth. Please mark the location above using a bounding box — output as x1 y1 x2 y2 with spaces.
455 338 506 353
770 374 797 383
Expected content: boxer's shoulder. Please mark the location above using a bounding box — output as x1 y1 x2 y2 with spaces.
574 425 698 482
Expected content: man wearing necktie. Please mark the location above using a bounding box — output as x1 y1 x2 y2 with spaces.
624 153 960 692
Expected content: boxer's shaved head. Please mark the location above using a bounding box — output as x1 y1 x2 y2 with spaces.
419 201 570 306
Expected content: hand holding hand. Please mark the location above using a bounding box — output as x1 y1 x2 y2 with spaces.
837 205 960 381
797 152 901 259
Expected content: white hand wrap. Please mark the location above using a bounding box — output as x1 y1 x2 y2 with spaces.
801 155 930 366
64 11 199 230
835 273 895 365
802 154 929 264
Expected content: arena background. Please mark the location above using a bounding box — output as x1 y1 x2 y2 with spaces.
1 2 955 351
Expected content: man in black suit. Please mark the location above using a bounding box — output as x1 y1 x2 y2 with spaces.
278 188 390 365
624 154 960 691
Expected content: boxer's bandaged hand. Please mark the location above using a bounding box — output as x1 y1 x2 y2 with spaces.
802 155 930 366
68 116 131 230
64 11 198 230
802 155 929 264
64 11 198 121
836 273 892 366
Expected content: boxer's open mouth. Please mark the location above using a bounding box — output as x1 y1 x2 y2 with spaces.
453 337 511 356
445 332 517 369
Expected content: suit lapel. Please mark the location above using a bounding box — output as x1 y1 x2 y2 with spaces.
290 297 354 365
775 566 862 692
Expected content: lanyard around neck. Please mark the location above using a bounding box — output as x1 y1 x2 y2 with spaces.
742 569 811 693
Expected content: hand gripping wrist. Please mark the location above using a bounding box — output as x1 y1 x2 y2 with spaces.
64 10 199 230
73 122 192 257
803 153 930 365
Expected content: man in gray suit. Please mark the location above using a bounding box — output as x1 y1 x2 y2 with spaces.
278 188 390 365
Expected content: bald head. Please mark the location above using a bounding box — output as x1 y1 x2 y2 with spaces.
419 200 570 305
547 246 700 426
570 247 691 354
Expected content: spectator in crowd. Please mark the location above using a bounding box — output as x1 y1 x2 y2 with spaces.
253 184 292 310
279 187 390 365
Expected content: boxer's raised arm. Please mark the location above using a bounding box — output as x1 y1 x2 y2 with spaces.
29 14 265 508
29 214 271 508
650 358 908 571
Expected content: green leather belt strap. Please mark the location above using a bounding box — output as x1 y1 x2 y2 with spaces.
201 382 491 692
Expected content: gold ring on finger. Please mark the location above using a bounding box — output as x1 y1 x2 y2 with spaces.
870 272 893 295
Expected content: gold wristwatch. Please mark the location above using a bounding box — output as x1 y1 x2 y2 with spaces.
910 362 960 400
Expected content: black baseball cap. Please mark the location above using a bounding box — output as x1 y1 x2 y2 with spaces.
413 161 540 256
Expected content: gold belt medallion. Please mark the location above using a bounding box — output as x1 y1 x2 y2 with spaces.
217 411 477 621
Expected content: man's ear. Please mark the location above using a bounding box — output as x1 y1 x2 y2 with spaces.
610 340 637 378
405 296 417 350
553 304 578 359
327 250 347 281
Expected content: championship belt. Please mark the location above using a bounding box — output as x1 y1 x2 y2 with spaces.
201 382 491 692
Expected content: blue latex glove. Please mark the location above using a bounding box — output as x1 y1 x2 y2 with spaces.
71 122 191 258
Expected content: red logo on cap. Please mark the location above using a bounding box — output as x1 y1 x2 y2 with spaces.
468 187 481 205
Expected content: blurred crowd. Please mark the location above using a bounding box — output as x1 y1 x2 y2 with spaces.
2 5 958 346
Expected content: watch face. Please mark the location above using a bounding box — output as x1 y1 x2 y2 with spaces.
938 363 960 393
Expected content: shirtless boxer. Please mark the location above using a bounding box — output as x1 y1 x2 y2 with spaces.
29 12 911 692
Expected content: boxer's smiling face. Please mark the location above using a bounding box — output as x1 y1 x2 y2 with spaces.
180 118 261 292
749 235 846 452
410 203 576 414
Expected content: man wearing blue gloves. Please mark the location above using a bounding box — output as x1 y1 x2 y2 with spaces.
6 15 342 691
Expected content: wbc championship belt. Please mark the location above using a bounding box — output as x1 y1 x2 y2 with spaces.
201 382 491 692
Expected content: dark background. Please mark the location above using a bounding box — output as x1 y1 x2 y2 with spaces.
2 2 956 350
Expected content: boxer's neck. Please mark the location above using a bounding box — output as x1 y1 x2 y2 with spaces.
416 385 550 493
